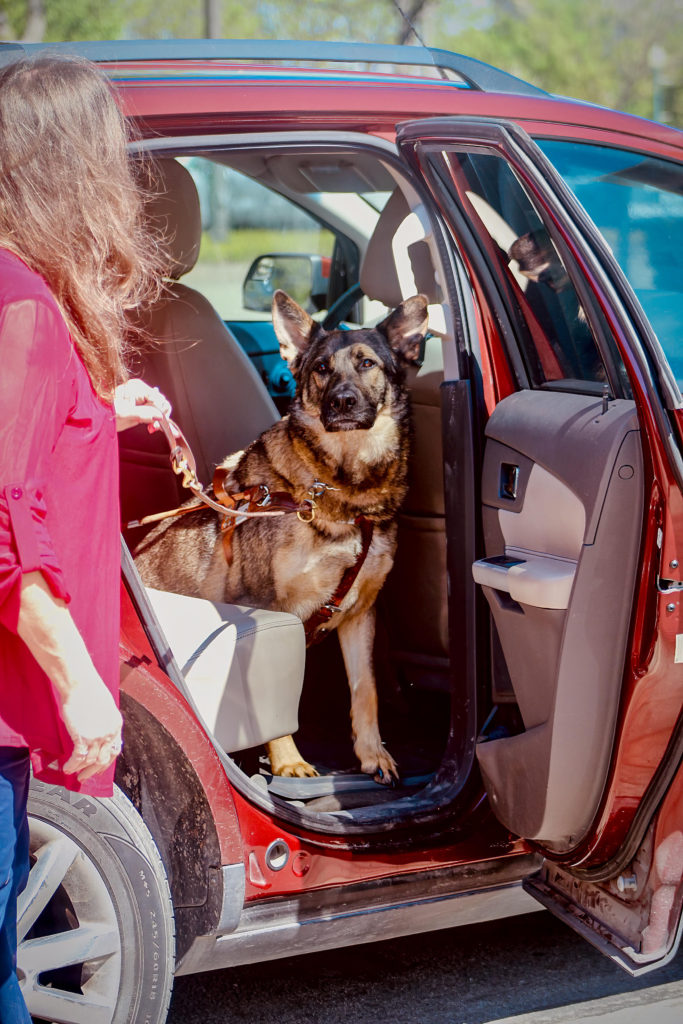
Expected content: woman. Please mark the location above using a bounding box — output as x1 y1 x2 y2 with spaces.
0 55 170 1021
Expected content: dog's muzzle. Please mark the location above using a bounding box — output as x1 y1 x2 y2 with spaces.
322 385 375 431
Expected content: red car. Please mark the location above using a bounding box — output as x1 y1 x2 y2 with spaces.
11 39 683 1024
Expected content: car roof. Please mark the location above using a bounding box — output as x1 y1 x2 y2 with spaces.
0 39 547 95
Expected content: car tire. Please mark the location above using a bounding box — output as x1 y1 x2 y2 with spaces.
19 779 175 1024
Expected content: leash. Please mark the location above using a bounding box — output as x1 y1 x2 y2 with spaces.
126 417 313 529
127 414 374 644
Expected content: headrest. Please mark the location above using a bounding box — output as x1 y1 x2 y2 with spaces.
360 188 439 308
145 158 202 280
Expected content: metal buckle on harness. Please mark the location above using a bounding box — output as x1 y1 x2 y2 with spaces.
170 445 187 473
254 484 271 507
297 499 316 523
170 447 198 491
309 480 337 499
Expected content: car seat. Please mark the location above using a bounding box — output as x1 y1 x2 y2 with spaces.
119 160 305 768
119 157 279 533
360 188 450 686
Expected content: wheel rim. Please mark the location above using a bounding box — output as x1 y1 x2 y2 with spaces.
17 816 122 1024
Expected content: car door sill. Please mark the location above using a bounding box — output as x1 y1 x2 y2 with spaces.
177 852 541 975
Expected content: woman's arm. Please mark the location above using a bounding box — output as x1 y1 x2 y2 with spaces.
14 377 172 780
17 571 123 782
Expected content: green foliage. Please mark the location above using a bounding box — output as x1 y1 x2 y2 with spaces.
200 228 334 264
446 0 683 123
0 0 408 45
125 1 260 41
1 1 680 123
0 0 127 41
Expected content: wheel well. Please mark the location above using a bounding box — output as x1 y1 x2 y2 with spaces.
116 692 224 960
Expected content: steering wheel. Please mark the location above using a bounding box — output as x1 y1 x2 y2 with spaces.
322 283 364 330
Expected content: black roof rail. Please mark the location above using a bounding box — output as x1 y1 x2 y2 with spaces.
0 39 546 97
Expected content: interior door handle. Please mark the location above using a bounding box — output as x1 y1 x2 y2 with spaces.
499 463 519 501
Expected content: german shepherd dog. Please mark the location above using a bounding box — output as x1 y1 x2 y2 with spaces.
134 290 429 784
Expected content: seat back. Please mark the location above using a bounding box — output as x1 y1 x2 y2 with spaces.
362 189 449 681
120 158 278 532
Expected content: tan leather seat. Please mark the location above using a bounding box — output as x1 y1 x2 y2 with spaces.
120 157 278 531
121 160 306 760
361 189 449 678
145 588 306 753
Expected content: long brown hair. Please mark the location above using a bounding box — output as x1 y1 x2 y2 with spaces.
0 55 165 399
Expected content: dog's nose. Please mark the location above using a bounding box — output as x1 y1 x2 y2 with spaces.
329 389 357 414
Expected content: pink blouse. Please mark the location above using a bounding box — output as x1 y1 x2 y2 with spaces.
0 249 120 796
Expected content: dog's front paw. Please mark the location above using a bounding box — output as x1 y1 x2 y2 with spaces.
278 760 320 779
265 735 319 779
356 739 399 785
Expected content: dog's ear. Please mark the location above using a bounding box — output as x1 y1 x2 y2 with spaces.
377 294 429 365
272 290 317 364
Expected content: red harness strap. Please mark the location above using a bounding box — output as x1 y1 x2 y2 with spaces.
303 516 374 646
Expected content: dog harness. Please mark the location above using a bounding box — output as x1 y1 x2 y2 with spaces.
301 515 374 645
128 416 375 645
212 466 375 644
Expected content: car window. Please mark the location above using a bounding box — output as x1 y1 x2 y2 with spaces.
539 140 683 389
180 156 336 321
441 150 609 390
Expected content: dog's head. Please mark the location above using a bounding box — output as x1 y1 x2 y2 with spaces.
272 290 429 432
508 230 570 292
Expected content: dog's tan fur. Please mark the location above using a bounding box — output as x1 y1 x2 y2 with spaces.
134 290 429 783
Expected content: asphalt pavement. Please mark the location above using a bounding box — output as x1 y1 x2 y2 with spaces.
167 908 683 1023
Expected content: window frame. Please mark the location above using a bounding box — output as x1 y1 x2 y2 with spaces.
421 145 629 400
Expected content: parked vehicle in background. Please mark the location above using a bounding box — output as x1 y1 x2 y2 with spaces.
5 39 683 1024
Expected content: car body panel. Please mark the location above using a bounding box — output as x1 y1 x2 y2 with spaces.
120 580 244 866
526 757 683 976
177 852 541 976
107 67 683 157
231 782 530 901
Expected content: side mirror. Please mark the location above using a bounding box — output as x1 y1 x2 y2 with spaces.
243 253 330 313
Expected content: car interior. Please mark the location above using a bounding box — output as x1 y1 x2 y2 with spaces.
119 137 644 846
119 142 457 827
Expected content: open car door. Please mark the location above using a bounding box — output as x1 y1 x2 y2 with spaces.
397 118 683 974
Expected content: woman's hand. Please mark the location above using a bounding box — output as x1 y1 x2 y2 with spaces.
114 378 171 433
60 677 123 782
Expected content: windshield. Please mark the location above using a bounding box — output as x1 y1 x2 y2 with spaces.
539 139 683 388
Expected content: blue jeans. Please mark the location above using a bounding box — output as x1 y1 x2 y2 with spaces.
0 747 31 1023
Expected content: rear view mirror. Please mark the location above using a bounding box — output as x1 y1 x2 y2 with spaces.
243 253 330 313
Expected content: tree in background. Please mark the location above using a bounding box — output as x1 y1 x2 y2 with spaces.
0 0 124 41
0 0 680 124
447 0 683 123
0 0 442 46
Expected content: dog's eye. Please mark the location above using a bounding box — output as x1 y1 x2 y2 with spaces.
314 360 329 374
360 358 376 369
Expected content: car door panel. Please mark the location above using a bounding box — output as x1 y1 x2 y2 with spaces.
398 115 683 970
474 391 643 846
